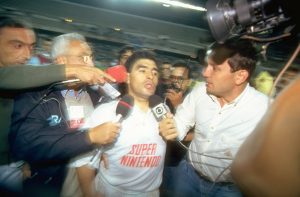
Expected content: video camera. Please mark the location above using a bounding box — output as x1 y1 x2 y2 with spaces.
206 0 298 43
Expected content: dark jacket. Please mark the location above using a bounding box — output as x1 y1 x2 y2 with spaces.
0 64 66 165
9 86 102 194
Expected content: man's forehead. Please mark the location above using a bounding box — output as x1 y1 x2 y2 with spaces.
162 64 171 68
133 59 157 69
172 67 187 75
1 27 35 42
67 40 92 54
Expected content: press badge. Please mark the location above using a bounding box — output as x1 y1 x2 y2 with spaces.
69 106 85 129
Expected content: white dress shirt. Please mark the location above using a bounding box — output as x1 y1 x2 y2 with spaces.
175 82 269 182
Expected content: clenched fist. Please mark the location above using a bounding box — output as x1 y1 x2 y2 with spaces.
87 121 120 145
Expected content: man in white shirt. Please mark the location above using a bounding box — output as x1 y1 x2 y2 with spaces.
159 38 269 197
72 50 166 197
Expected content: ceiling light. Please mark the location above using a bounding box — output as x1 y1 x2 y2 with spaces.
162 3 171 7
152 0 206 11
64 18 73 23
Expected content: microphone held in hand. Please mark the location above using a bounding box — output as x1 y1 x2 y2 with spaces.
149 95 169 121
49 79 82 90
114 94 134 122
91 65 128 99
106 65 127 84
89 94 133 164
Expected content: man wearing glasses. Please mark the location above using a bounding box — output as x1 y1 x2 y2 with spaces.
161 60 196 196
164 61 194 112
9 33 121 196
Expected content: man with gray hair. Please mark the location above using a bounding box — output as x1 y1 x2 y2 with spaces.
9 32 120 197
0 16 114 196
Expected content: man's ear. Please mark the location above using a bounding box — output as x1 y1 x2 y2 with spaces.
235 70 249 85
55 56 67 64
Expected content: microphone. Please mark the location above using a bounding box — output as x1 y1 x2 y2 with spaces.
114 94 133 122
149 95 169 121
89 94 133 164
49 79 82 90
91 65 128 99
106 65 127 84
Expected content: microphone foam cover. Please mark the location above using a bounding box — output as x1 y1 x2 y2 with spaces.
106 65 127 83
116 94 133 119
149 95 163 108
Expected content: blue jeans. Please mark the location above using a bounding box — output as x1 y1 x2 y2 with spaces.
167 160 243 197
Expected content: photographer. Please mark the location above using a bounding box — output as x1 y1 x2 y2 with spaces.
164 61 194 112
160 61 196 196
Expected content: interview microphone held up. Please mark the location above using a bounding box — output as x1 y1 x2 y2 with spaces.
106 65 127 84
114 94 133 122
90 65 128 99
149 95 169 121
89 94 133 164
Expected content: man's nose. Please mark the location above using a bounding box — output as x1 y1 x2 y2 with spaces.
146 71 155 79
202 66 211 78
23 46 33 60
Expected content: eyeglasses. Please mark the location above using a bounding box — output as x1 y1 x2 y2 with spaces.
169 75 187 82
66 55 94 64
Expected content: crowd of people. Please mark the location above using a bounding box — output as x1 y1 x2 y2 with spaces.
1 14 300 197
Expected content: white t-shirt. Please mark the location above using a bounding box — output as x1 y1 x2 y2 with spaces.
175 82 269 182
71 100 166 192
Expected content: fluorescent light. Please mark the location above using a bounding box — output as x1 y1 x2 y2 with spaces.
153 0 206 11
64 18 73 23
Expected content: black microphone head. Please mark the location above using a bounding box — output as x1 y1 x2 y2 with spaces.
149 95 168 121
149 95 163 108
116 94 133 120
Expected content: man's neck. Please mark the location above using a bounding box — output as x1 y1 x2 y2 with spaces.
217 84 248 107
132 96 149 112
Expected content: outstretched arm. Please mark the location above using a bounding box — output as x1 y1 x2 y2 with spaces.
0 64 115 90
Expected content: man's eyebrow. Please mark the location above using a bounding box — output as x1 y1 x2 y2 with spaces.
9 39 36 46
137 64 158 71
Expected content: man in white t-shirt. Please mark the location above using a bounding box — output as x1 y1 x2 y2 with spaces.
158 38 269 197
72 50 166 197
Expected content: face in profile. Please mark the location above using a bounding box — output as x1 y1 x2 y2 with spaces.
202 58 236 97
56 40 94 67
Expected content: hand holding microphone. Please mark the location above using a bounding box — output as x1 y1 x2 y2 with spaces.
149 95 178 140
88 122 121 145
89 94 133 164
88 94 133 145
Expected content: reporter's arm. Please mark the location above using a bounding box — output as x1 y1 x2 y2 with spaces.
0 64 65 89
231 76 300 197
0 64 116 90
65 64 116 85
